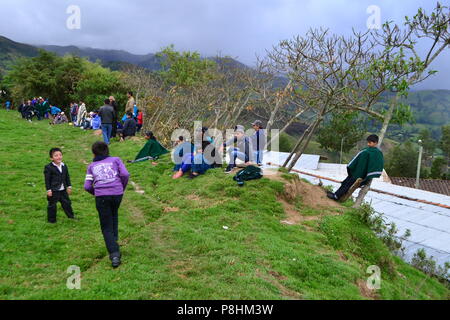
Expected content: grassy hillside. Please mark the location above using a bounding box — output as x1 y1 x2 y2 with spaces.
0 109 448 300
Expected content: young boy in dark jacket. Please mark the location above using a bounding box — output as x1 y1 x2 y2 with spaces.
84 141 130 268
44 148 75 223
327 134 384 201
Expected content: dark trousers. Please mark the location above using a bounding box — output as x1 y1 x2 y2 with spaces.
334 175 357 200
95 195 123 258
111 117 118 138
47 190 74 222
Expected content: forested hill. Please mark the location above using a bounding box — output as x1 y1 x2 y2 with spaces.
374 90 450 141
0 36 39 72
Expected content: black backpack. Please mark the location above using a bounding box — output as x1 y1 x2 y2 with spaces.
233 165 263 186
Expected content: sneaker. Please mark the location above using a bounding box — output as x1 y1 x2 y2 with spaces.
225 165 234 174
111 256 121 268
326 191 338 201
188 173 199 179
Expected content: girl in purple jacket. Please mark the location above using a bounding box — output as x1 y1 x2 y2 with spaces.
84 141 130 268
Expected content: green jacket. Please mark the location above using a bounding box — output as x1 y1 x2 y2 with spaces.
135 139 169 160
347 147 384 180
36 101 50 115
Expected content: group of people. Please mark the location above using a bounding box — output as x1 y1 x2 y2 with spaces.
14 91 144 145
38 88 384 269
170 120 267 180
78 92 143 144
16 97 69 124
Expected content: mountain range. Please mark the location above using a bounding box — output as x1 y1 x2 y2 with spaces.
0 35 247 73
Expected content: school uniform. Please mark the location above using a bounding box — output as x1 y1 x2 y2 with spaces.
331 147 384 200
44 162 74 223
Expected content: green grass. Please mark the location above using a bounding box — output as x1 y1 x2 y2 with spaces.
0 109 448 300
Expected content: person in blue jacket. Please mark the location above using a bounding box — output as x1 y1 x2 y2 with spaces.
91 110 102 130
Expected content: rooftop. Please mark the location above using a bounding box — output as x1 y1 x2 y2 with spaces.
390 177 450 196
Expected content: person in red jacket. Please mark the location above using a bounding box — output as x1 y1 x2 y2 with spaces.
136 109 143 133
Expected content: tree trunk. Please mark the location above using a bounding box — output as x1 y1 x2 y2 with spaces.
352 180 372 208
282 121 314 168
287 117 322 172
267 109 306 149
377 94 398 148
266 80 292 134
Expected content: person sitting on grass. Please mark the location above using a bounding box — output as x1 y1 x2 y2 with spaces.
129 131 169 163
44 148 75 223
117 112 136 141
84 141 130 268
52 112 68 125
172 141 213 180
91 110 102 130
327 134 384 201
220 125 254 173
173 136 194 172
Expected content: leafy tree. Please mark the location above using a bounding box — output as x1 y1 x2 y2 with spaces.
430 157 446 179
156 45 217 87
2 50 127 111
418 128 437 158
317 112 366 153
441 124 450 159
70 61 128 111
385 141 418 177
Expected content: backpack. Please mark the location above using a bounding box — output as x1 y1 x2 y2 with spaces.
233 165 263 187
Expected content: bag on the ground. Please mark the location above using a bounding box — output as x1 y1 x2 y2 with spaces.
233 165 262 187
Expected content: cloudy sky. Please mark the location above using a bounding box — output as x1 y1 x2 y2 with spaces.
1 0 449 89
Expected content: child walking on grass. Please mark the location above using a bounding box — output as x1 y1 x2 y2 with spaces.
44 148 75 223
84 141 130 268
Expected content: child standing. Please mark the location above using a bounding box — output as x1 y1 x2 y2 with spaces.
84 141 130 268
44 148 75 223
136 109 143 132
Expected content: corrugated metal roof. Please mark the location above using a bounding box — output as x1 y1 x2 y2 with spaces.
262 151 450 271
390 177 450 196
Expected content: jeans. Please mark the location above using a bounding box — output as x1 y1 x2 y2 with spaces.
254 150 264 165
102 124 113 144
95 195 123 258
47 190 74 223
228 148 249 168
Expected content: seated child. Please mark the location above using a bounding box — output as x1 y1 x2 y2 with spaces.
44 148 75 223
173 136 194 172
91 110 102 130
327 134 384 201
129 131 169 163
117 112 137 141
172 141 213 179
84 141 130 268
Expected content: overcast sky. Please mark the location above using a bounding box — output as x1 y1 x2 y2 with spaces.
1 0 449 89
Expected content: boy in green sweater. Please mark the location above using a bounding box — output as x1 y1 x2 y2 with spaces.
327 135 384 201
